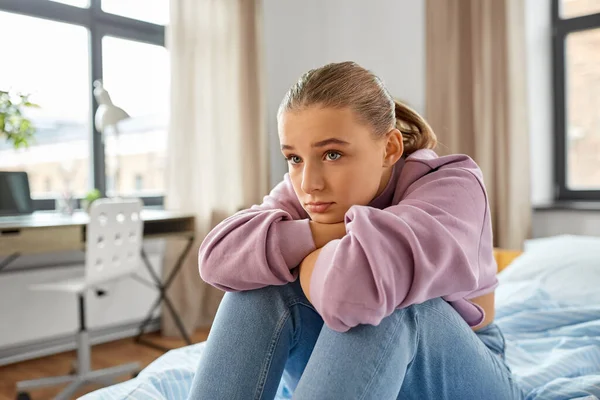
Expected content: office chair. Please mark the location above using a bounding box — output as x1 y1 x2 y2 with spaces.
16 198 144 400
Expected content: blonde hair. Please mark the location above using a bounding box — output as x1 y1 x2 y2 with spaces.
278 61 437 155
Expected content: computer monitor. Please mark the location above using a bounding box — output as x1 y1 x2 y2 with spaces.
0 171 34 216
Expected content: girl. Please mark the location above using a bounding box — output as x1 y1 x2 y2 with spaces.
187 61 523 399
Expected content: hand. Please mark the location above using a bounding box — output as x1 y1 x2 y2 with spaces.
309 220 346 249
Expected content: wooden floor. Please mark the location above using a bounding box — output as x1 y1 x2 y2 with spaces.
0 329 210 400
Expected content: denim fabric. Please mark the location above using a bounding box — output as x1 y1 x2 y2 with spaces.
187 279 524 400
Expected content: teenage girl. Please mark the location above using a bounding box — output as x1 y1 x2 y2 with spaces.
187 61 523 400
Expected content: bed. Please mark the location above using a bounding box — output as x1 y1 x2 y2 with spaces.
82 235 600 400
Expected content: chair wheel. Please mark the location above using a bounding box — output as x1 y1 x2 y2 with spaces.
16 392 31 400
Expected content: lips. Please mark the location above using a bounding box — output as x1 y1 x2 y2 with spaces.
305 202 334 213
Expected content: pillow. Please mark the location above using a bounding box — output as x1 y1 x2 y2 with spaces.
498 235 600 306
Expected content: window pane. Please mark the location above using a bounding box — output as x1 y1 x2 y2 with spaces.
102 36 169 198
561 0 600 18
565 28 600 189
0 12 90 199
101 0 169 25
49 0 90 7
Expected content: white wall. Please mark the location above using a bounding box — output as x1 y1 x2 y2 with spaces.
263 0 425 186
533 210 600 237
525 0 554 206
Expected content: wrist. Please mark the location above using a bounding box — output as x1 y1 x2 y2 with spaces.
309 220 345 248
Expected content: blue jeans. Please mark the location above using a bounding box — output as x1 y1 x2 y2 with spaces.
187 279 523 399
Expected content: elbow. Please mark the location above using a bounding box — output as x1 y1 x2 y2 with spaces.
319 302 352 333
198 248 214 284
310 247 388 332
198 245 217 284
318 298 387 333
197 244 232 290
197 241 249 292
311 280 352 332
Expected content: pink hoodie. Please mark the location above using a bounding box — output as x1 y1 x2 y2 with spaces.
199 149 498 332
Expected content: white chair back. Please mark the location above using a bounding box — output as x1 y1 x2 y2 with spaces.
85 198 144 286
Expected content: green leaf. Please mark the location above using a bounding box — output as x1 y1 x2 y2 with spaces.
20 119 30 132
0 90 38 149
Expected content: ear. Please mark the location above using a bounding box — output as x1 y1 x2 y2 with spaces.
383 128 404 167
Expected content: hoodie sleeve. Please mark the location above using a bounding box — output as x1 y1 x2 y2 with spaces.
309 167 490 332
199 174 316 292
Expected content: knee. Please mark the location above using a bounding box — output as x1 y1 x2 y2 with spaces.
223 279 308 310
409 298 467 330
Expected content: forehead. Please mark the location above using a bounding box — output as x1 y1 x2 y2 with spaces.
278 107 370 144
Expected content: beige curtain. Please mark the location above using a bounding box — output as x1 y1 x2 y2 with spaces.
425 0 531 250
161 0 269 337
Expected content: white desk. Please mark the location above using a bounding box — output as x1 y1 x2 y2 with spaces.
0 209 196 350
0 209 195 258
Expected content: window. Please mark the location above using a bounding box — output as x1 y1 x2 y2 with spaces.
553 0 600 200
102 36 169 198
0 11 90 199
45 177 52 193
101 0 169 25
134 174 144 191
48 0 90 8
560 0 600 18
0 1 167 209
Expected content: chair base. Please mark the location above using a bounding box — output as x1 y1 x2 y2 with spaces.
16 362 140 400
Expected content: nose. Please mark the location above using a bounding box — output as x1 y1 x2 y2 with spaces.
301 162 325 194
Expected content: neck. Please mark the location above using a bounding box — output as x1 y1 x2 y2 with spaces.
374 165 394 198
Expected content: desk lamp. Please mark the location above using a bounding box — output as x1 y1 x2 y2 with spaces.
93 80 129 196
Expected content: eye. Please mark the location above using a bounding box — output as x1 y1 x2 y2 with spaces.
287 155 302 165
325 151 342 161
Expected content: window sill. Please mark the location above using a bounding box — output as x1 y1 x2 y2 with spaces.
534 201 600 212
32 195 165 212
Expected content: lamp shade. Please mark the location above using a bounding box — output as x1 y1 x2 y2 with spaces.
93 80 130 133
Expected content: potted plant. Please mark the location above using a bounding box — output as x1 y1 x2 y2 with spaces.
0 90 38 149
81 188 101 212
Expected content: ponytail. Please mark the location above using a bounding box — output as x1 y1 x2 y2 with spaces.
394 100 437 155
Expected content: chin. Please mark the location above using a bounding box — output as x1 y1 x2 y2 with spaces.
309 213 345 224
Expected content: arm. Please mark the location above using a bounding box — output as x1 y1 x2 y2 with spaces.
300 221 347 301
199 174 316 292
309 221 347 249
299 247 323 303
308 168 494 332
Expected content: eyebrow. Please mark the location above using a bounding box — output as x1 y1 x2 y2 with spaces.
280 138 351 151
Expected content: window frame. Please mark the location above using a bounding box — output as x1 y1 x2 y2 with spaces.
552 0 600 201
0 0 166 209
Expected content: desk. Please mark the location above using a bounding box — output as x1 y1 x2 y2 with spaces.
0 209 196 351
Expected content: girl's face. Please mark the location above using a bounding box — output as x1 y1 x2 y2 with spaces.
279 106 402 224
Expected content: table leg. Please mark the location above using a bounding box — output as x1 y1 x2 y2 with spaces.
134 236 195 352
0 252 20 273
